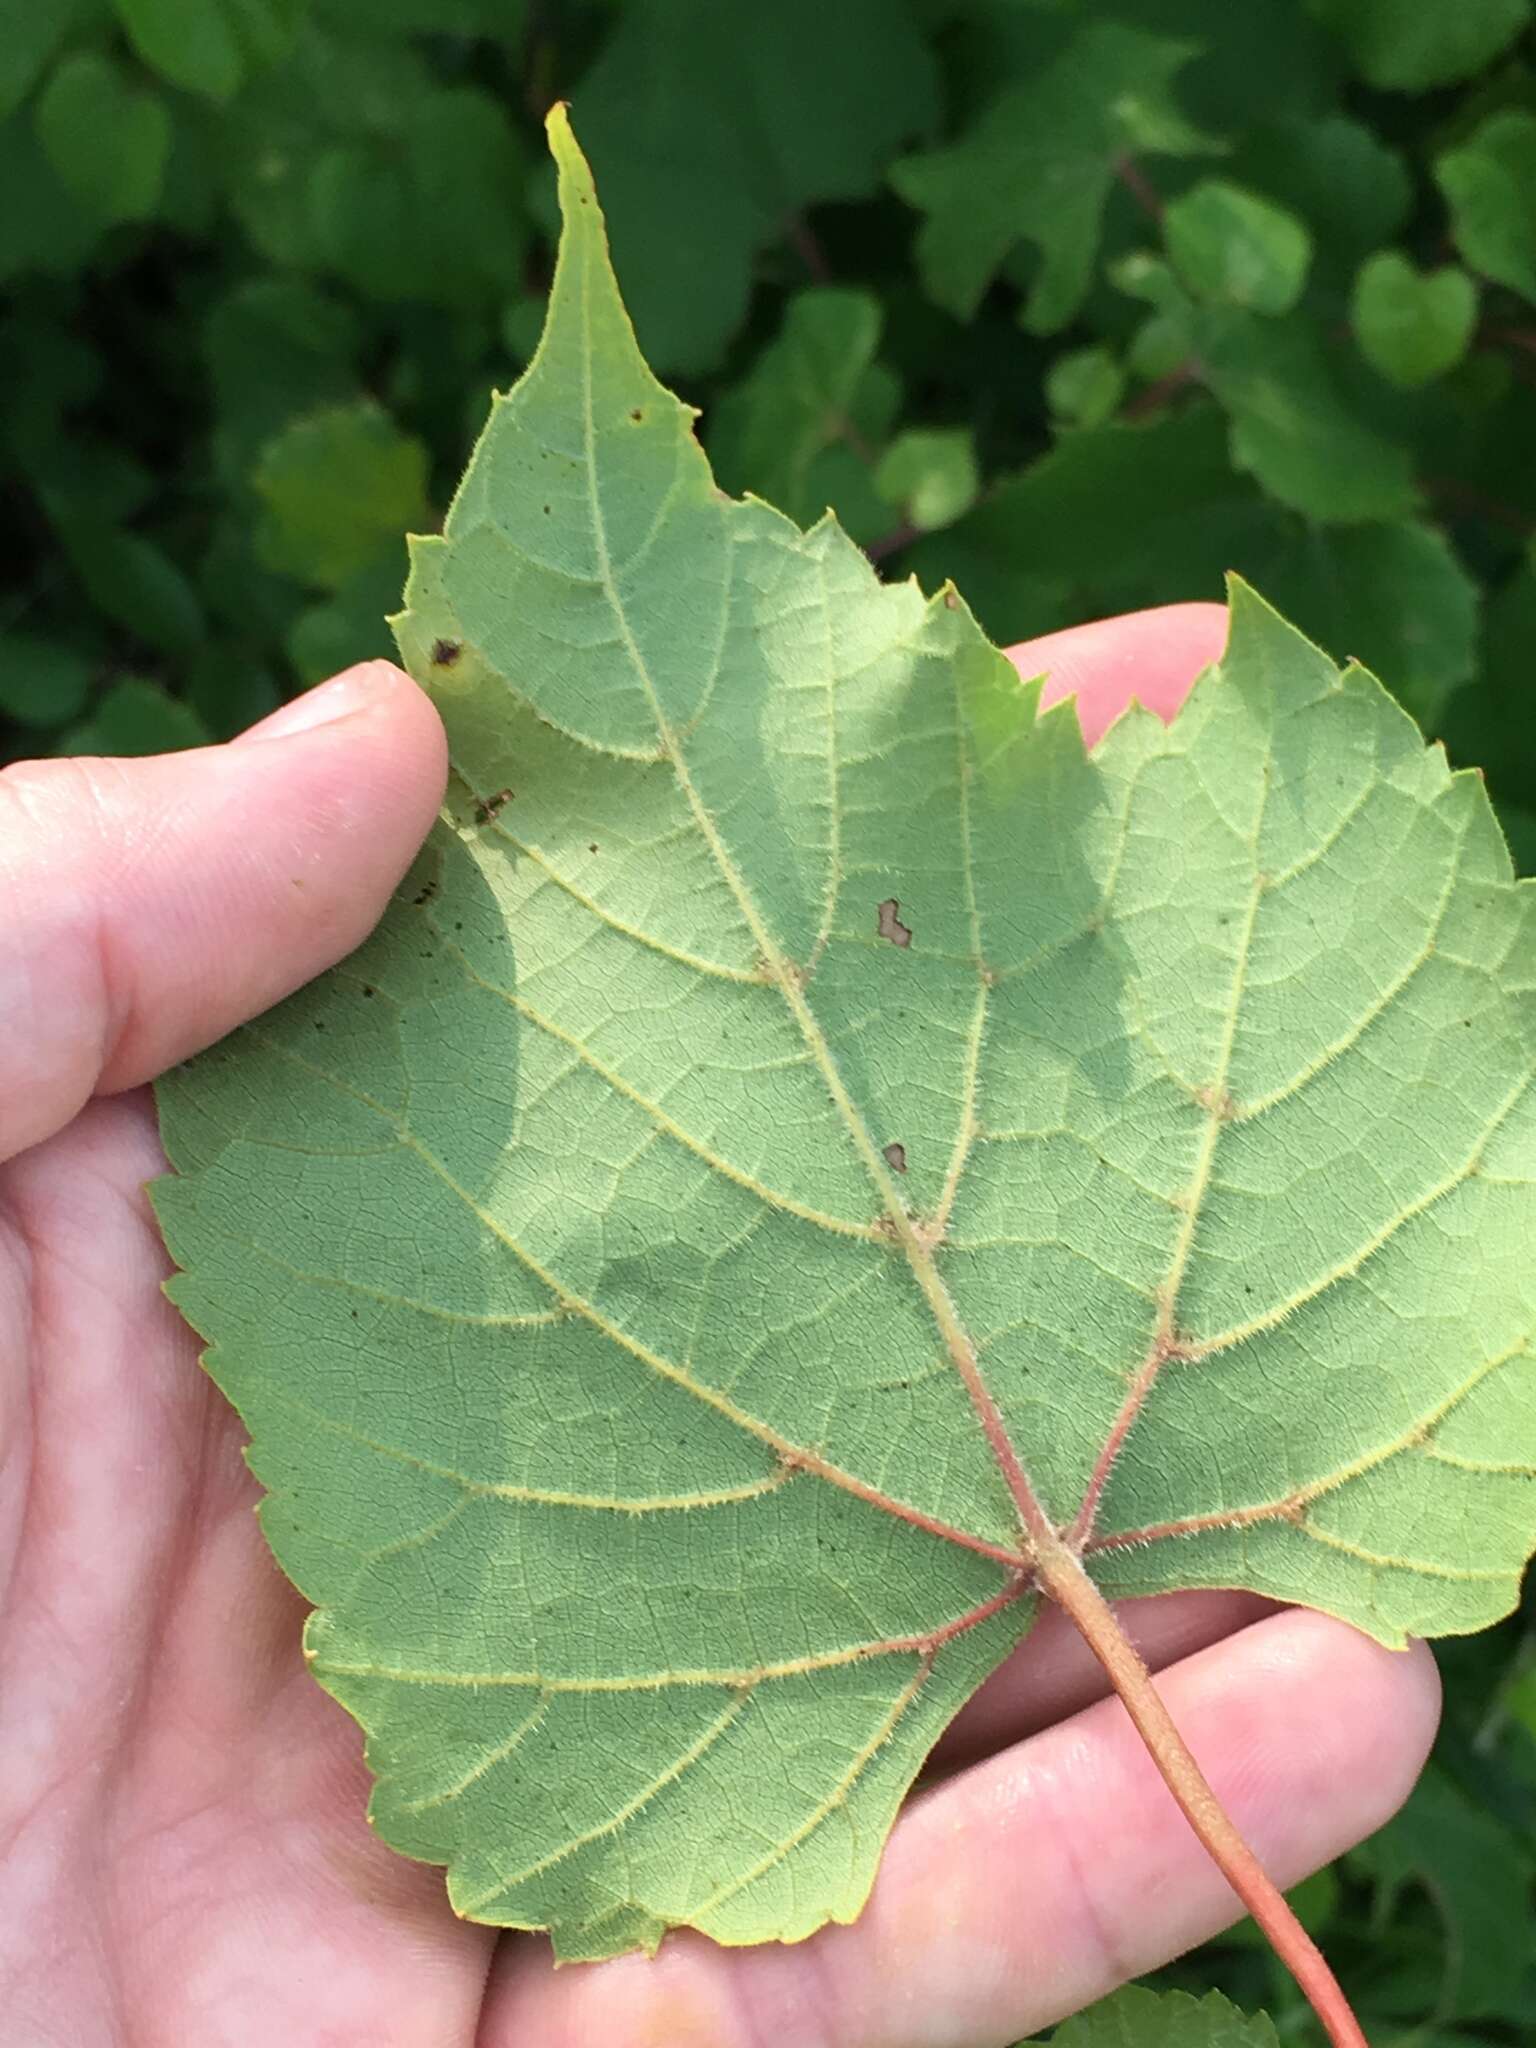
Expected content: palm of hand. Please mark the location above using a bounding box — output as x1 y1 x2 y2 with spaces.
0 614 1438 2048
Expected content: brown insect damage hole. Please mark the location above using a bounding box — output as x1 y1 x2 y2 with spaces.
474 788 514 824
877 898 912 948
430 639 461 667
883 1141 908 1174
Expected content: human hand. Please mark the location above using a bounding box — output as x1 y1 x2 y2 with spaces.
0 607 1439 2048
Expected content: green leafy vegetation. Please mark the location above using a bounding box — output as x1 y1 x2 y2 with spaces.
1027 1986 1281 2046
4 0 1534 870
151 105 1536 2045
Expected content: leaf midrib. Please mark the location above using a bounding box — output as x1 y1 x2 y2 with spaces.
573 222 1050 1561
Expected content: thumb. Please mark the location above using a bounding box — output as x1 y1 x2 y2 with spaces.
0 661 447 1163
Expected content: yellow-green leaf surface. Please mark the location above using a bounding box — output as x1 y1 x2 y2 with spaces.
153 109 1536 1960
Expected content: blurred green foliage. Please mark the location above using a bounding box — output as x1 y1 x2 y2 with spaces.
3 2 1535 2035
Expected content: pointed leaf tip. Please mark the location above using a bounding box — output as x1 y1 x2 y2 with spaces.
544 100 591 193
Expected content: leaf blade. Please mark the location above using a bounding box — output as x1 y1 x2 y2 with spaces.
153 108 1536 1960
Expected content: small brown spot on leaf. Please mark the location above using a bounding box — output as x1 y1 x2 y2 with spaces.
877 898 912 948
412 878 438 907
883 1141 908 1174
943 587 959 610
629 407 644 422
361 985 375 999
430 638 461 668
589 842 598 853
474 788 513 824
1196 1084 1237 1121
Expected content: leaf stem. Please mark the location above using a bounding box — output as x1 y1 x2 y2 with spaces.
1033 1538 1370 2048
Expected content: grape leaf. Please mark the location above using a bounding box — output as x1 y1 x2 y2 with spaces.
1437 112 1536 307
1024 1984 1280 2046
1351 1765 1535 2019
707 287 897 544
874 427 980 532
1350 253 1478 391
1164 178 1313 315
907 404 1282 645
1196 307 1418 523
0 0 93 123
111 0 303 101
1254 520 1478 732
1309 0 1531 92
891 20 1218 328
58 674 211 757
573 0 937 373
252 401 429 591
1228 117 1412 277
34 50 170 228
153 110 1536 1961
1044 346 1127 430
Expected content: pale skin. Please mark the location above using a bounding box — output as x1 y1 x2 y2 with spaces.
0 603 1440 2048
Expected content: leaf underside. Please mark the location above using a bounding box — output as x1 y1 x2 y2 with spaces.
152 109 1536 1961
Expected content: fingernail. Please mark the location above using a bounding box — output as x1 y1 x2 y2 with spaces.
242 662 404 743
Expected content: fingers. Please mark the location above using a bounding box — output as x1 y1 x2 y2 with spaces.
931 1589 1275 1773
1007 601 1230 747
0 662 446 1163
483 1610 1440 2048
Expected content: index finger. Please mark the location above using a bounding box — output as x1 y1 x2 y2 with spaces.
1008 601 1230 748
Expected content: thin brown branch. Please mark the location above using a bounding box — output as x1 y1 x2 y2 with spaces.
1426 475 1535 536
786 212 833 284
863 517 924 563
1121 359 1200 421
1113 153 1165 222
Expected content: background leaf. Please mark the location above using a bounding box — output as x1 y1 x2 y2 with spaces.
1438 113 1536 305
34 49 170 225
1163 178 1312 314
1308 0 1531 91
1024 1984 1281 2044
1351 254 1480 390
252 401 429 589
891 21 1216 328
